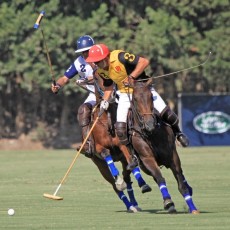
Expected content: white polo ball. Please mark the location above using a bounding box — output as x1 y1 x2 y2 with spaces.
8 208 15 216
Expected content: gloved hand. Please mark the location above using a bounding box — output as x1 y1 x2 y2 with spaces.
123 75 134 87
76 79 86 84
51 82 61 94
100 99 109 111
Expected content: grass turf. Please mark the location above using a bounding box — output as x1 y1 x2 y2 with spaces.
0 147 230 229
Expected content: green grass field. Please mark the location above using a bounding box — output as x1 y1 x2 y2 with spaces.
0 147 230 230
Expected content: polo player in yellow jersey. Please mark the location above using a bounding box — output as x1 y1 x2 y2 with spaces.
86 44 189 169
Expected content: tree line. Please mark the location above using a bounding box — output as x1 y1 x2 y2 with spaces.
0 0 229 147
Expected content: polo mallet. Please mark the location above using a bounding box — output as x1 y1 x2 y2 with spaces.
135 51 212 83
43 114 101 200
34 11 56 85
153 51 212 80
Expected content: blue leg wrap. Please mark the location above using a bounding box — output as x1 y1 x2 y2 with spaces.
105 155 119 177
159 183 171 199
132 167 146 187
127 182 138 207
183 193 197 212
118 191 132 210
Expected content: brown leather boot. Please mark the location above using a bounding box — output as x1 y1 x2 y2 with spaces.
77 103 93 157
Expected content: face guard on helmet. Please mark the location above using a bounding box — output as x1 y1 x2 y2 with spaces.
75 35 95 53
86 44 110 63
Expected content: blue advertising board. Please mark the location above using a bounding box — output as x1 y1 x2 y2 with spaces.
178 94 230 146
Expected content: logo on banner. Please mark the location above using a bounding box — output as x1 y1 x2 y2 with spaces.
193 111 230 134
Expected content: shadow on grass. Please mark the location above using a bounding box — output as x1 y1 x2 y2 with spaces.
116 209 210 214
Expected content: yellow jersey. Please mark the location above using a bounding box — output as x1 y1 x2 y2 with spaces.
97 50 137 93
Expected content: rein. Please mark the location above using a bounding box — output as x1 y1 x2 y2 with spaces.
125 81 154 136
128 81 159 154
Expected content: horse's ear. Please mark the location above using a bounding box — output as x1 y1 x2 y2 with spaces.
146 77 153 86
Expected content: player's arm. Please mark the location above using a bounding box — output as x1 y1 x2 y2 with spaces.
51 76 69 93
103 84 114 101
51 63 78 93
97 74 113 100
118 52 149 79
130 57 149 79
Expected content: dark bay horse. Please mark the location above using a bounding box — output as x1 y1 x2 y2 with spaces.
86 101 151 212
129 79 199 214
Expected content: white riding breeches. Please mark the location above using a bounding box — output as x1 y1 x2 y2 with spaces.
116 89 167 123
116 93 132 122
150 87 167 114
84 92 96 106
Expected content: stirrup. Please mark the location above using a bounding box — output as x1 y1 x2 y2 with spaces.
176 133 189 147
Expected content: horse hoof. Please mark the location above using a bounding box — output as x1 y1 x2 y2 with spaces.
141 184 152 193
115 176 127 191
134 206 142 211
127 206 138 213
164 199 176 213
168 205 177 214
191 210 200 214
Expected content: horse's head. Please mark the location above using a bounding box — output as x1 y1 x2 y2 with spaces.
132 78 155 133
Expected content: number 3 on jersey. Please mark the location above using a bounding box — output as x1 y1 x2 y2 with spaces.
124 52 135 62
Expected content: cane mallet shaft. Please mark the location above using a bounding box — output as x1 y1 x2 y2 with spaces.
41 29 56 84
33 11 56 85
153 51 212 80
43 115 101 200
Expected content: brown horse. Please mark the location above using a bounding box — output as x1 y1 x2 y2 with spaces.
85 100 151 212
129 79 199 214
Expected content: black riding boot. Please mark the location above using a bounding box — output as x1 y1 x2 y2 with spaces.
77 103 93 158
115 122 138 170
161 106 189 147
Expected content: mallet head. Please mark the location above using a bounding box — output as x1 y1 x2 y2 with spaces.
34 11 45 29
43 193 63 200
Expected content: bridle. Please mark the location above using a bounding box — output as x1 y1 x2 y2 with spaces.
126 80 155 134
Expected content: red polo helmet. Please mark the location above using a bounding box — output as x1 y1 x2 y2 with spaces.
86 44 110 62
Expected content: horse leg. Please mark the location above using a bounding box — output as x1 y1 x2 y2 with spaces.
182 174 193 196
170 149 199 214
121 162 141 211
140 156 176 213
170 146 193 195
101 149 127 191
91 155 138 213
119 144 138 171
131 167 152 193
120 160 150 211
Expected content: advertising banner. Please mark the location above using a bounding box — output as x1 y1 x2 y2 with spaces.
178 94 230 146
